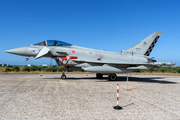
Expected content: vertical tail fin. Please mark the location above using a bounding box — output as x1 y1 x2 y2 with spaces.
127 31 162 56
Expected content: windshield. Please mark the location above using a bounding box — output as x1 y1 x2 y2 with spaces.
34 41 46 46
34 40 72 46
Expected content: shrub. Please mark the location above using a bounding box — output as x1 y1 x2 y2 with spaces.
57 66 64 72
37 66 41 71
41 66 48 71
23 66 30 72
153 68 159 72
166 67 172 73
140 69 146 72
29 66 38 71
4 67 11 72
159 67 166 73
177 68 180 73
44 67 51 72
49 66 58 72
149 68 154 73
171 70 177 73
11 66 20 72
163 67 170 73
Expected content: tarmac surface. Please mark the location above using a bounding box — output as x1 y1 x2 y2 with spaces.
0 74 180 120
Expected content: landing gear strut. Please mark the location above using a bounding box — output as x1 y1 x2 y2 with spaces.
96 73 103 79
61 66 67 80
108 74 117 81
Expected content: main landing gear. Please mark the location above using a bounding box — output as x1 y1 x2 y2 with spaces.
96 73 118 81
108 74 117 81
96 73 103 79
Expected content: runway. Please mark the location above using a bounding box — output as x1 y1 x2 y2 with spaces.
0 74 180 120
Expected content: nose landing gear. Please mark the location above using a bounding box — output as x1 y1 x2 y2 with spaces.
61 73 66 80
61 66 67 80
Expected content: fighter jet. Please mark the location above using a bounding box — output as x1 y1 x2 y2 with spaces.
5 31 175 80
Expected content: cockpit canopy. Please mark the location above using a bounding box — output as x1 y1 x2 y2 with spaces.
34 40 72 46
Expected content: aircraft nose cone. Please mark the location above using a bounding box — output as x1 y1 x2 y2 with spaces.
5 47 29 56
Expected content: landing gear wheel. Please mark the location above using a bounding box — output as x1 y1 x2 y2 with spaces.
96 73 103 79
108 74 117 81
61 74 66 80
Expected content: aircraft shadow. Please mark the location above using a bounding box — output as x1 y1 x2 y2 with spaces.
97 76 177 84
44 77 96 80
44 76 177 84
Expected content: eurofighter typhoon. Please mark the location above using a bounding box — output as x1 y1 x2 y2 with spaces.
5 31 175 80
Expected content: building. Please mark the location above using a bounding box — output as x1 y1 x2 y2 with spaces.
0 63 10 66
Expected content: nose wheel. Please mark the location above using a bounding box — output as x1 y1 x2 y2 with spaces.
61 74 66 80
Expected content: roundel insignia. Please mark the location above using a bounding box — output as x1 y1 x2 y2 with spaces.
72 50 75 54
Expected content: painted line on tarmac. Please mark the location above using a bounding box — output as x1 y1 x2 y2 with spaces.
118 86 180 117
0 76 39 101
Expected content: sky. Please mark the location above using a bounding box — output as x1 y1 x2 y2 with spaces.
0 0 180 66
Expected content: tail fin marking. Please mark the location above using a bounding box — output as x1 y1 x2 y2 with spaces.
144 36 159 56
127 31 162 56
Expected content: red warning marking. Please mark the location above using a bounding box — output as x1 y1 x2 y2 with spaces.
70 56 78 59
97 58 101 60
65 60 69 66
60 56 67 65
60 56 67 60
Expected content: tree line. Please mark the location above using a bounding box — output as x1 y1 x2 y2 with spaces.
140 67 180 73
2 66 64 72
1 66 180 74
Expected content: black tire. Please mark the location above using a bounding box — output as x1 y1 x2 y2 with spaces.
61 75 66 80
108 74 117 81
96 73 103 79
